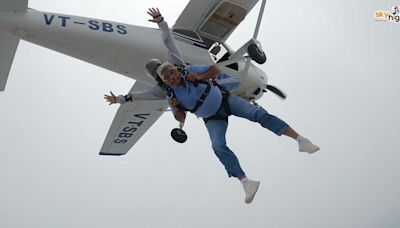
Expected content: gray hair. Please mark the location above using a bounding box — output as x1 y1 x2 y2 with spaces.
156 62 175 79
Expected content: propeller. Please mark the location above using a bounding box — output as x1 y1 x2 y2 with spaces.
266 85 286 99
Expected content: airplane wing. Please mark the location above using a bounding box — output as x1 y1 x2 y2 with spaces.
100 81 168 156
0 0 28 11
0 34 19 91
173 0 259 48
0 0 28 91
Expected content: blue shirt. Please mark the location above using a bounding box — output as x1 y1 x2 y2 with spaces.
185 65 240 92
170 65 223 118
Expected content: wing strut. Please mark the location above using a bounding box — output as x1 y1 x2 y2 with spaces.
242 0 267 74
253 0 267 40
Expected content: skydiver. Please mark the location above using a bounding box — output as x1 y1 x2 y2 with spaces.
105 8 320 204
153 61 319 204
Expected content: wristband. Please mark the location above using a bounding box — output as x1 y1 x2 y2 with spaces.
124 94 133 102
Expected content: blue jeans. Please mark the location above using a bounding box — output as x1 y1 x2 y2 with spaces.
205 94 290 178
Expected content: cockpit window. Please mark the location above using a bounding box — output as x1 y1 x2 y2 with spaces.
208 42 238 71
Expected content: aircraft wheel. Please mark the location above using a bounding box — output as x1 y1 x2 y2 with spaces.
171 128 187 143
248 44 267 64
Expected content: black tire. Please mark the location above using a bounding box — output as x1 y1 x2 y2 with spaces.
248 44 267 64
171 128 187 143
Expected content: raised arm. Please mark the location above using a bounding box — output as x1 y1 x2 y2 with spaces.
104 85 166 105
147 7 186 66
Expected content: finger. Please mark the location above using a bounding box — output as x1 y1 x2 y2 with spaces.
151 8 161 17
149 10 156 16
110 91 115 96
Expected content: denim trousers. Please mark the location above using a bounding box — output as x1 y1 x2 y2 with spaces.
205 94 290 178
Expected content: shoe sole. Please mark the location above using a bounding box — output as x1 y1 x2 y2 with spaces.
307 147 320 154
299 147 320 154
245 181 260 204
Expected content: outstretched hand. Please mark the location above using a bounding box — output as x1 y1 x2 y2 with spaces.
104 91 117 105
147 7 163 23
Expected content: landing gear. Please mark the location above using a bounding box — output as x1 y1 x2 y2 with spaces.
247 43 266 64
171 128 187 143
171 122 187 143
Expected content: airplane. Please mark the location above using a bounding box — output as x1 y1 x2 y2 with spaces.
0 0 286 156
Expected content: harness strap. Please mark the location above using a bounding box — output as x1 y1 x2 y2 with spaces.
190 81 212 113
219 87 231 115
156 67 216 113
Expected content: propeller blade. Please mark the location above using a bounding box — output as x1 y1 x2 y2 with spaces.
266 85 287 99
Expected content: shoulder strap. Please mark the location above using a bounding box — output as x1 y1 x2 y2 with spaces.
155 76 188 111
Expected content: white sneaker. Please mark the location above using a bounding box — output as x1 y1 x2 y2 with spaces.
243 180 260 204
299 138 320 154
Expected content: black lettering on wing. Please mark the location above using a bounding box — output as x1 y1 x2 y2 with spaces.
123 127 138 133
134 113 150 119
128 121 144 127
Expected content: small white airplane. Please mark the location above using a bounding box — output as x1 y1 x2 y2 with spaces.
0 0 286 155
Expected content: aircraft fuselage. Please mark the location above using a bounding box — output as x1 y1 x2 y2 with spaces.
0 9 267 100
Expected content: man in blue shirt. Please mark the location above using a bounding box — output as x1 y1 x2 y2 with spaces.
157 62 320 204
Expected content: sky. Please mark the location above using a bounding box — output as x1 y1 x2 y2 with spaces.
1 0 399 227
